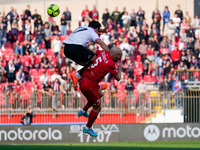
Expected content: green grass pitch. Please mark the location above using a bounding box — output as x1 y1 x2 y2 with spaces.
1 141 200 150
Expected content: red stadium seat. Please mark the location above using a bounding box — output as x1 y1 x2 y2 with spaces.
30 69 38 76
144 75 152 82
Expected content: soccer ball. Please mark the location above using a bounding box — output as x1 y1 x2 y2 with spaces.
47 4 60 17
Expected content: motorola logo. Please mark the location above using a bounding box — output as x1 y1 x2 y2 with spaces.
143 125 160 141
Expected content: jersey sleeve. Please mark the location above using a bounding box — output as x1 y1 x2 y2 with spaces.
96 50 101 56
90 29 100 42
106 61 118 76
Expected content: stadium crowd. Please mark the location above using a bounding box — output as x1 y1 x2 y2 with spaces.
0 4 197 109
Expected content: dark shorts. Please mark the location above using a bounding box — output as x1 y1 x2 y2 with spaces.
64 44 95 64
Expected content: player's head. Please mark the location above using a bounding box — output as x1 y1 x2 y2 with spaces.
110 47 122 62
89 20 101 32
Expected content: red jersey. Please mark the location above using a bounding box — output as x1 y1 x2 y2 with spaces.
82 50 118 87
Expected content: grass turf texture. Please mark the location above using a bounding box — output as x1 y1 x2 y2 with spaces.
1 141 200 150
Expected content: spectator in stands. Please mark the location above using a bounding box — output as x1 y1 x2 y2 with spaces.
32 9 39 29
12 80 20 108
81 5 90 20
163 61 171 78
184 11 191 24
6 7 14 26
142 55 150 75
162 6 170 35
21 10 28 34
1 12 8 29
63 7 71 31
120 38 132 61
30 39 37 54
25 20 31 41
52 78 66 110
172 76 184 108
159 76 170 108
13 54 21 71
152 9 161 25
16 68 26 84
5 60 16 83
22 40 31 55
178 38 185 51
35 15 43 29
155 53 163 78
178 61 187 70
186 38 194 52
121 12 131 32
185 25 194 43
42 82 51 109
180 18 189 42
194 38 200 60
0 61 5 83
20 106 33 125
139 25 148 42
51 21 59 35
138 39 147 56
160 36 169 48
30 52 39 70
61 14 67 36
172 13 181 36
44 22 51 50
125 78 135 109
167 19 176 42
51 68 62 83
130 9 137 29
111 7 121 26
14 40 22 55
124 57 134 78
3 80 12 109
171 45 181 68
102 8 110 27
13 9 19 23
100 33 110 47
150 23 159 37
91 5 99 21
146 44 155 64
120 7 128 27
36 24 44 49
56 52 64 72
51 34 62 57
41 53 51 69
25 5 32 21
127 30 137 44
193 15 199 31
11 20 18 47
109 82 117 109
40 71 49 85
137 79 147 106
160 43 169 55
175 4 183 21
137 6 145 31
0 23 7 51
190 55 198 68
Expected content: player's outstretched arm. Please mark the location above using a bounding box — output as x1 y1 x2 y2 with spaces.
99 24 109 33
96 39 110 51
113 63 123 81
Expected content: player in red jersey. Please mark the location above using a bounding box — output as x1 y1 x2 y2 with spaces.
78 47 122 137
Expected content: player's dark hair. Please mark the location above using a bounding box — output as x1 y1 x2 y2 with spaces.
89 20 101 30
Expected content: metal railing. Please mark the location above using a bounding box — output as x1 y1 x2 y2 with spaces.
0 90 199 123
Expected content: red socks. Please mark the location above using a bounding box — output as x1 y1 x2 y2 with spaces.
86 109 99 128
83 102 92 112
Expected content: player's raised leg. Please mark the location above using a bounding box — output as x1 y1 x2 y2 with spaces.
83 105 101 137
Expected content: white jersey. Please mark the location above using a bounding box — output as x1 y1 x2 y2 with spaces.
64 26 100 46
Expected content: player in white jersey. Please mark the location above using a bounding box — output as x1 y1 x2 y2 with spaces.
63 20 110 89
